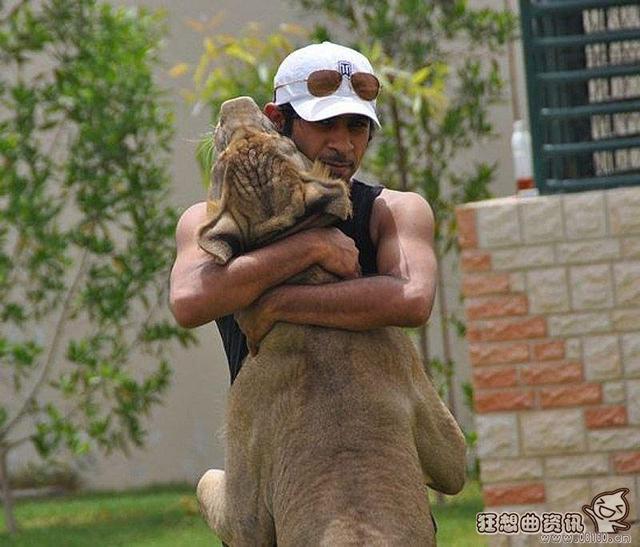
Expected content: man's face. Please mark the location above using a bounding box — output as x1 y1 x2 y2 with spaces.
290 114 371 182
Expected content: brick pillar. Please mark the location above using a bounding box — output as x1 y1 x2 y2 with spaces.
456 189 640 546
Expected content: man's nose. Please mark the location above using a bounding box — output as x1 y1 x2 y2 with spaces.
327 121 354 155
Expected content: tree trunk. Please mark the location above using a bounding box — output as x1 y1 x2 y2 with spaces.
435 255 457 507
503 0 522 121
0 447 18 535
436 254 456 416
388 95 410 192
419 321 446 506
418 323 431 377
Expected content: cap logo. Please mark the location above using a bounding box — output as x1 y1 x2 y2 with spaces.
338 61 353 77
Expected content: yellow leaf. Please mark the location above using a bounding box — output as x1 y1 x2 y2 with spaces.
206 11 226 31
268 33 291 52
368 41 384 64
279 23 307 36
180 89 196 103
217 34 236 46
193 54 210 88
168 63 189 78
185 18 205 33
412 67 431 85
225 43 256 65
204 37 217 57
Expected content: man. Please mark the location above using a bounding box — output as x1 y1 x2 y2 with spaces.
169 42 437 382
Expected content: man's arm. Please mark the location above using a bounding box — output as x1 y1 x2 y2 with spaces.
239 190 437 345
169 202 362 328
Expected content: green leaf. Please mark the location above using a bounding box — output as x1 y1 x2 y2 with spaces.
1 0 185 466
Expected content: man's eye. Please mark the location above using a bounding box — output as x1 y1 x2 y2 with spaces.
318 118 336 127
350 120 369 131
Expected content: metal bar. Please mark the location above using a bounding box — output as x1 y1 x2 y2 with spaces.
545 172 640 192
519 0 546 189
547 14 564 181
534 28 640 48
538 64 640 82
531 0 640 14
543 136 640 155
541 99 640 118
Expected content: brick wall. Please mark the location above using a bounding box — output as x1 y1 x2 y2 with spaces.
456 188 640 546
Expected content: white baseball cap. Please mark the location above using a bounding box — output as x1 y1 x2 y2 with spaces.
273 41 381 128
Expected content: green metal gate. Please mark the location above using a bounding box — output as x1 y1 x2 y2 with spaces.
519 0 640 193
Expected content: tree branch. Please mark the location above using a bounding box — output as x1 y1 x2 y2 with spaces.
0 0 29 27
0 247 91 438
0 446 18 534
388 95 410 191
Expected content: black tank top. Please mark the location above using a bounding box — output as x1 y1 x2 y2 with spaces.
216 179 384 383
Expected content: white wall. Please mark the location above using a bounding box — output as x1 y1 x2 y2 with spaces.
8 0 527 490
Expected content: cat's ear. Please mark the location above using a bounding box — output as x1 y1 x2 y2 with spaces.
198 211 243 265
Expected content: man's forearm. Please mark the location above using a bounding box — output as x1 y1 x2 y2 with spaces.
170 227 361 328
172 236 322 328
261 274 435 332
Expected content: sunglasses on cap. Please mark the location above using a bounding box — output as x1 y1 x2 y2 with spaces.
274 69 381 102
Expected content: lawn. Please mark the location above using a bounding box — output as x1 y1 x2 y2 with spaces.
0 480 485 546
432 480 487 547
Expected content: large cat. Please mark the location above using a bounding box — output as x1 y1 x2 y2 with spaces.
196 96 466 546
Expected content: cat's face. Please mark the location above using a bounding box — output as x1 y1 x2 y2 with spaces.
592 489 628 521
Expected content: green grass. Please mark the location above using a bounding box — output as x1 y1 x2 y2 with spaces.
0 481 485 546
432 480 487 547
0 484 220 547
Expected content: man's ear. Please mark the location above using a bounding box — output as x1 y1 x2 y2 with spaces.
263 103 285 132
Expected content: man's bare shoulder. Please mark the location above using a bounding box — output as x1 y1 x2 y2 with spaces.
370 189 433 244
176 201 208 247
376 188 431 210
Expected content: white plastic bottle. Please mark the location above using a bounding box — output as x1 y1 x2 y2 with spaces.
511 120 538 197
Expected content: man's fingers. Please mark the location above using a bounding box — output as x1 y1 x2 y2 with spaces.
317 228 361 279
343 261 362 279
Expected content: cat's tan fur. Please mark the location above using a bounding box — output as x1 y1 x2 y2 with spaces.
196 96 466 546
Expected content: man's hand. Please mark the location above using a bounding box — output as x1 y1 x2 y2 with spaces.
235 294 275 356
312 227 361 279
234 227 360 355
